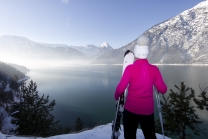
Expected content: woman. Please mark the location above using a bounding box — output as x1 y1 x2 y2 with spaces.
114 35 167 139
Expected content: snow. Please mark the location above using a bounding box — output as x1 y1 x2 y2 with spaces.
0 107 17 134
4 84 11 92
142 0 208 64
194 0 208 9
17 76 30 83
0 123 170 139
100 42 110 48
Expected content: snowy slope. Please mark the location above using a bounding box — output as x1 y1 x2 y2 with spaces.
0 123 170 139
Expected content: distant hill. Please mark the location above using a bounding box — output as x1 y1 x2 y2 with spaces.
0 61 25 80
7 63 29 74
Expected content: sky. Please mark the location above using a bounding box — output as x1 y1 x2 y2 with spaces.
0 0 204 49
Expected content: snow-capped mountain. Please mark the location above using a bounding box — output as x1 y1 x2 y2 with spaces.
94 1 208 64
96 42 113 56
70 42 113 58
144 0 208 64
0 35 86 62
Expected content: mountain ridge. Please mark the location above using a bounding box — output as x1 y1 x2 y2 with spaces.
93 0 208 64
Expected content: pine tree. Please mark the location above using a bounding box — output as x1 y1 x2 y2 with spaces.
155 82 202 139
74 117 84 131
9 79 19 91
193 86 208 111
193 85 208 137
14 80 59 137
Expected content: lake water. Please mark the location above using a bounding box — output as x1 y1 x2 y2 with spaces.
27 65 208 139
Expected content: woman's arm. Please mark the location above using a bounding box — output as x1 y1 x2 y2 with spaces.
154 68 167 94
114 66 131 100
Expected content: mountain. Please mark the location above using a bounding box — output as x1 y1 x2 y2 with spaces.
0 35 86 65
0 35 115 67
70 42 113 58
94 1 208 64
96 42 114 56
92 41 136 64
144 0 208 64
70 45 98 57
0 35 50 59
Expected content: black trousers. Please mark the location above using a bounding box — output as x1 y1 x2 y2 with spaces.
123 109 157 139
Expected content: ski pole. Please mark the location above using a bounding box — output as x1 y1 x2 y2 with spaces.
154 87 165 139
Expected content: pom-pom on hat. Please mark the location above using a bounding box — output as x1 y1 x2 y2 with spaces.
133 35 150 59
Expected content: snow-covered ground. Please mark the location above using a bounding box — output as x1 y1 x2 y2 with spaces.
0 123 170 139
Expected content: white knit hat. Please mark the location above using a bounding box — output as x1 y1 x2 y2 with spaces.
133 35 150 59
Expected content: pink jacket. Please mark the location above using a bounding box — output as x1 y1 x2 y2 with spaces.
115 59 167 115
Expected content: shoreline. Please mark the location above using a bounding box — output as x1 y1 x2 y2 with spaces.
28 63 208 70
152 64 208 66
108 63 208 66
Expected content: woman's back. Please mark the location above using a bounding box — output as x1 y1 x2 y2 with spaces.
123 59 167 115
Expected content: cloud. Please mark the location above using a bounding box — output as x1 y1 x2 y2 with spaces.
61 0 69 4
